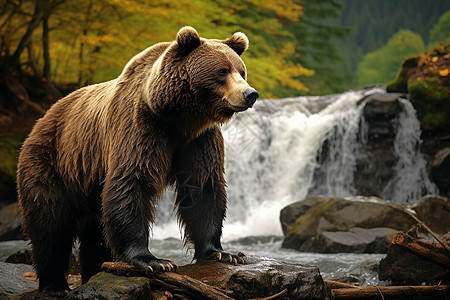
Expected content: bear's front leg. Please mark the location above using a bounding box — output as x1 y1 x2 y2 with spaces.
102 163 177 273
172 126 246 264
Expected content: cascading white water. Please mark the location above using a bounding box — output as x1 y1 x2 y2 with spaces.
221 89 378 240
152 88 437 241
381 98 438 203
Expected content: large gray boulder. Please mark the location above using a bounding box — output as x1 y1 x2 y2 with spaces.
281 196 417 251
299 227 400 254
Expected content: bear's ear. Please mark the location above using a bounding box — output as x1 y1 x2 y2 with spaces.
176 26 201 54
224 32 249 56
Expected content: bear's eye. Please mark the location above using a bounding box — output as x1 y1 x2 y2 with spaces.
240 71 246 79
218 68 229 76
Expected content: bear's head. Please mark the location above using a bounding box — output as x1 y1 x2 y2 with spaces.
145 26 258 136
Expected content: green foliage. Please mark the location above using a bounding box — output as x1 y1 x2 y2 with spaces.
356 30 425 87
335 0 450 90
428 10 450 48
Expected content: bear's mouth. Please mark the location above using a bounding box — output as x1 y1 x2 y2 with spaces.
227 102 250 112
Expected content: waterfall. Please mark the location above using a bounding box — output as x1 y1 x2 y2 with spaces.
380 98 438 202
152 88 437 240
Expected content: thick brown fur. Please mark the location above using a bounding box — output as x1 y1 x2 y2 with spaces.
17 26 258 293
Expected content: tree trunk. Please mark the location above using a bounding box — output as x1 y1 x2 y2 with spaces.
10 0 43 71
42 1 51 80
27 42 40 76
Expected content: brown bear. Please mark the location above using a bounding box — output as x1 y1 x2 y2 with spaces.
17 26 258 294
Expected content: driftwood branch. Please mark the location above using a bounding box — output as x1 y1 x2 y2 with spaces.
398 206 450 253
392 233 450 269
331 284 450 299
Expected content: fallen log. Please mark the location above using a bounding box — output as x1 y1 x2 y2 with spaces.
332 284 450 299
392 233 450 269
101 262 233 300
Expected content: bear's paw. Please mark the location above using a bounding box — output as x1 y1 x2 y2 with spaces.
211 250 246 265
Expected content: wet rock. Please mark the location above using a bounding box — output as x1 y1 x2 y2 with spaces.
409 195 450 234
177 256 328 299
281 196 416 251
363 93 404 120
431 148 450 197
66 272 151 300
299 227 400 254
101 257 329 299
0 202 24 241
378 244 450 285
362 93 403 143
0 261 38 297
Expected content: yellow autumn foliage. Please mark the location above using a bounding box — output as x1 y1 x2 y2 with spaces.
1 0 311 97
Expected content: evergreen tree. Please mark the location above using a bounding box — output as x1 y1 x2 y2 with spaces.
288 0 352 96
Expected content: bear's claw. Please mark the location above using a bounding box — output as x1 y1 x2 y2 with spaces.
144 260 178 274
212 251 246 265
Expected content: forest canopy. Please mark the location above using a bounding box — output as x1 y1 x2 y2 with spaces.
0 0 315 99
1 0 449 100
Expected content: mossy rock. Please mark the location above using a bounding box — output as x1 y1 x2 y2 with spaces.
66 272 151 300
386 56 420 93
387 45 450 132
408 77 450 131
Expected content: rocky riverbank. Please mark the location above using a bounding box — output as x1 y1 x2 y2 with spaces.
280 195 450 253
0 256 329 299
1 194 449 299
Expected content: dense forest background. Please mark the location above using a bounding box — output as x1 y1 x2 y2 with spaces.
0 0 449 203
336 0 450 91
0 0 449 99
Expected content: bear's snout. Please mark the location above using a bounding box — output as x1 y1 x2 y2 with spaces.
243 87 259 108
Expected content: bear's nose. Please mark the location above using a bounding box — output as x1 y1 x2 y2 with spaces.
243 88 259 107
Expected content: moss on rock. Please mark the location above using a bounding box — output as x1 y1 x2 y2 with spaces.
387 44 450 131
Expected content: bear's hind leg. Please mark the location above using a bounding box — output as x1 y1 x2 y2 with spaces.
25 196 76 293
79 217 113 283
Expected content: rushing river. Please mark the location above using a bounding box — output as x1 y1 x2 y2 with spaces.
0 87 437 286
